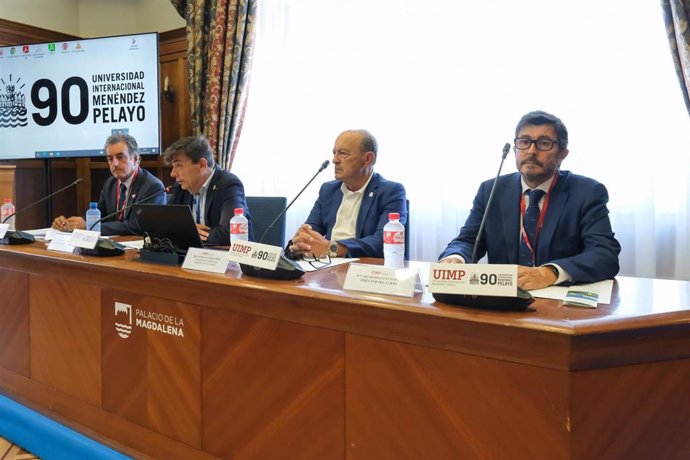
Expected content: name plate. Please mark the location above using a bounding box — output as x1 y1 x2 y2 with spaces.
47 231 76 253
428 263 518 297
343 263 417 298
182 247 231 274
68 229 101 249
227 240 281 270
0 224 8 239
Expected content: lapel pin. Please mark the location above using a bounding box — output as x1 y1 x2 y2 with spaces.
369 192 374 197
213 185 217 191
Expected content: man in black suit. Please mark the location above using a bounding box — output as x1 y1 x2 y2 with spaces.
52 133 166 235
164 136 252 245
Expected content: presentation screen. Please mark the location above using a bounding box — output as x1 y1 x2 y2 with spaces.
0 32 160 160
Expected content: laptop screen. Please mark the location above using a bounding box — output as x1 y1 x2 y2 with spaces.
132 204 203 251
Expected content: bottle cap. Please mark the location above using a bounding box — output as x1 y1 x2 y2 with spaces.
234 208 244 215
3 198 10 203
90 202 98 208
388 212 400 220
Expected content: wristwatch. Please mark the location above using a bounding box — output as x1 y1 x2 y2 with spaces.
328 241 339 258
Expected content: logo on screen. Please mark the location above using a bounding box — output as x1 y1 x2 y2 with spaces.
0 49 3 56
48 43 56 52
10 47 16 55
0 74 28 128
62 42 68 50
22 45 29 54
114 301 133 338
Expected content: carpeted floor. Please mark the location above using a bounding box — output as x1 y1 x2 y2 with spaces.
0 437 39 460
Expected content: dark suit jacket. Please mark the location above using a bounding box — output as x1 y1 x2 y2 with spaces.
305 173 407 258
438 170 621 284
97 167 166 236
168 168 252 246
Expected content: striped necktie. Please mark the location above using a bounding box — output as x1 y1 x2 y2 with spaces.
117 183 127 220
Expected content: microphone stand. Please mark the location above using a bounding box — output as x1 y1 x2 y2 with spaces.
471 143 510 263
241 160 330 280
432 143 534 312
1 178 85 245
258 160 330 243
80 184 176 257
87 184 176 231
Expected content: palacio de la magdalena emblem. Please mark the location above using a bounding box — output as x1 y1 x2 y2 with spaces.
115 302 133 339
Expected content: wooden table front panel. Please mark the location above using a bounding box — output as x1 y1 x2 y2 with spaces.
346 334 570 460
202 307 345 460
101 289 202 450
571 358 690 460
0 268 29 376
29 274 101 407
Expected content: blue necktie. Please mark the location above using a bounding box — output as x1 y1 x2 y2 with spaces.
193 194 201 224
518 189 545 266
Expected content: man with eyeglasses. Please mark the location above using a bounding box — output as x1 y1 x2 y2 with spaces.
289 129 407 259
439 110 620 290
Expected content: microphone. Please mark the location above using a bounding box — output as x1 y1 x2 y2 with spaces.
257 160 329 243
470 143 510 264
0 178 85 245
87 183 177 231
80 183 178 257
240 160 330 280
432 143 534 311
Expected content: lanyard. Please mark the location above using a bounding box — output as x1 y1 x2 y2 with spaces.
116 168 138 221
519 174 559 263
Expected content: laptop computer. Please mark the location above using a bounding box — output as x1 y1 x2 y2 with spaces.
132 204 203 253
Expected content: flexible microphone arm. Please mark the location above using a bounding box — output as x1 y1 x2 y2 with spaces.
470 143 511 264
433 141 533 311
257 160 330 243
2 178 85 224
88 183 178 231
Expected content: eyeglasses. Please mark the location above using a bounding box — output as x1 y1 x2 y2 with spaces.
302 253 332 269
514 137 560 151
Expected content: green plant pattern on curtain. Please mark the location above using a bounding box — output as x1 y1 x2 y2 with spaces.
662 0 690 117
170 0 257 169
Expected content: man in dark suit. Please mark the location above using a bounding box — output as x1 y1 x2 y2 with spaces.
164 136 252 245
290 129 407 258
52 133 166 235
439 111 620 290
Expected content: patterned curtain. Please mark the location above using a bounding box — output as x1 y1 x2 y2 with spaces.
662 0 690 117
169 0 257 169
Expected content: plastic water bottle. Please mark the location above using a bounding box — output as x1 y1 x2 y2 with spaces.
1 198 16 230
230 207 249 243
85 202 101 232
383 212 405 268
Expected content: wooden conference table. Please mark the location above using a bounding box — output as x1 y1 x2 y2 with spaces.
0 242 689 459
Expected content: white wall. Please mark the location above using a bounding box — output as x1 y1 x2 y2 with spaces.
0 0 184 37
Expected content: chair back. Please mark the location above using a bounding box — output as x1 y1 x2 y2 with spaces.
246 196 288 247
